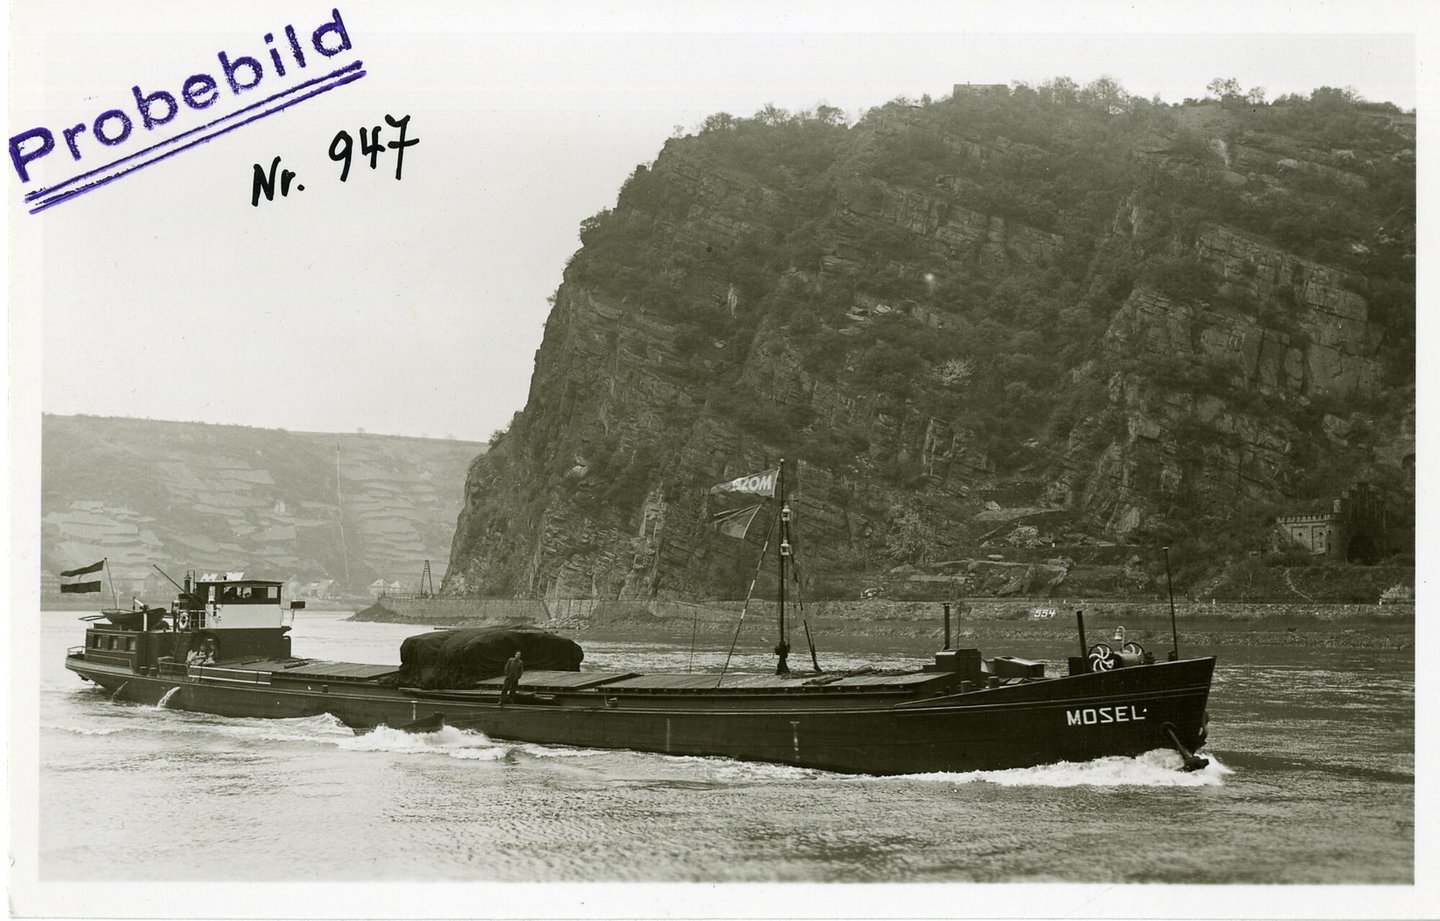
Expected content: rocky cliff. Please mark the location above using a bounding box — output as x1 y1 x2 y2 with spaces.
445 85 1414 600
41 414 486 597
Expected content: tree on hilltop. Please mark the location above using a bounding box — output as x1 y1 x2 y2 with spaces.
1081 75 1127 110
1206 76 1243 103
701 112 737 133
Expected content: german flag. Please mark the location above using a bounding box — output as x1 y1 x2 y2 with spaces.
59 560 104 594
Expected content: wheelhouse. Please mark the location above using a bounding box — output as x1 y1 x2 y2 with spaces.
177 576 287 630
66 572 298 674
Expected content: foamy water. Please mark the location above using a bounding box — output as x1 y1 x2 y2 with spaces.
34 611 1413 883
889 749 1233 787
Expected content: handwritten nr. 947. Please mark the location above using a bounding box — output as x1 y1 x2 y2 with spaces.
252 113 416 206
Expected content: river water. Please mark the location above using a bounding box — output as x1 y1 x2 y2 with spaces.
28 610 1415 895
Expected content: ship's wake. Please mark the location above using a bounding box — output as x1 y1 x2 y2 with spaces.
885 749 1232 787
338 724 509 760
192 713 516 761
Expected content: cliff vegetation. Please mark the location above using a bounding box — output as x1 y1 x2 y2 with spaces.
445 78 1414 602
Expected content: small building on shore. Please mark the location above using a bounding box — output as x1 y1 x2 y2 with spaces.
952 83 1009 96
1278 512 1337 556
1276 482 1410 563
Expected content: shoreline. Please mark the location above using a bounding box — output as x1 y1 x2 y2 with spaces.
348 598 1415 650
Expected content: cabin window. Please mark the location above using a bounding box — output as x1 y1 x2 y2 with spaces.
206 583 281 604
126 638 137 652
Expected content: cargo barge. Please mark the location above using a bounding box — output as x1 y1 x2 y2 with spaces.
64 571 1213 775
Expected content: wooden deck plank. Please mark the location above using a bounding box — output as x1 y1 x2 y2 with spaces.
276 661 400 680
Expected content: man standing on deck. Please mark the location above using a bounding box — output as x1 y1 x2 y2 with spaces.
501 650 524 705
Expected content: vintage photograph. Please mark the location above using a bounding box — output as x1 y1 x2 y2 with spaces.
6 2 1426 918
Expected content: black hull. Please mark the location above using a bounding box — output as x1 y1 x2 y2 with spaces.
66 655 1213 775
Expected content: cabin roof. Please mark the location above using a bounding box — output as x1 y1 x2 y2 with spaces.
195 579 284 587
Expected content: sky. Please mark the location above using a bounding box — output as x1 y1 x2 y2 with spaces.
5 1 1426 445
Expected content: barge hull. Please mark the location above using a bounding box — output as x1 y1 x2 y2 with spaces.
66 655 1212 775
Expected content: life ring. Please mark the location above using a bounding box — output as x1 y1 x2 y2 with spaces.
176 611 189 630
1088 643 1116 671
1121 641 1146 657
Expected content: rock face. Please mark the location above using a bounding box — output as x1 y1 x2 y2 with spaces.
41 414 486 597
446 90 1414 599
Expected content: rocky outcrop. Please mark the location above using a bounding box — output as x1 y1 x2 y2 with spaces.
1194 224 1380 397
445 92 1413 599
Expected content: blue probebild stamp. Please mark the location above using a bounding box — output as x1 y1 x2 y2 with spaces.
10 8 367 213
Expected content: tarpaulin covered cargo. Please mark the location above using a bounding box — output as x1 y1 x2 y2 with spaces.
393 627 584 689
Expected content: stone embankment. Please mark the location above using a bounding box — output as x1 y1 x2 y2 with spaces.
350 597 1414 649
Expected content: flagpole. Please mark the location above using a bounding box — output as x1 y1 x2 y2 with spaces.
103 558 119 611
778 459 785 648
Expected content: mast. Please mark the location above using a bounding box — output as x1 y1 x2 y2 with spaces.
775 459 791 675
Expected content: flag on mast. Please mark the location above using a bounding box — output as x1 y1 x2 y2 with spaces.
710 504 762 539
708 467 778 497
59 559 105 594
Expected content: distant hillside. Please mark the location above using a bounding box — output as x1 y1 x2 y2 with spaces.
41 414 486 598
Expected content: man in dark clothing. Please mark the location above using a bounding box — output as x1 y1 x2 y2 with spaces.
500 650 524 705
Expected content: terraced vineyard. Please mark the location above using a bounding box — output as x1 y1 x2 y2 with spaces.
41 414 485 599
